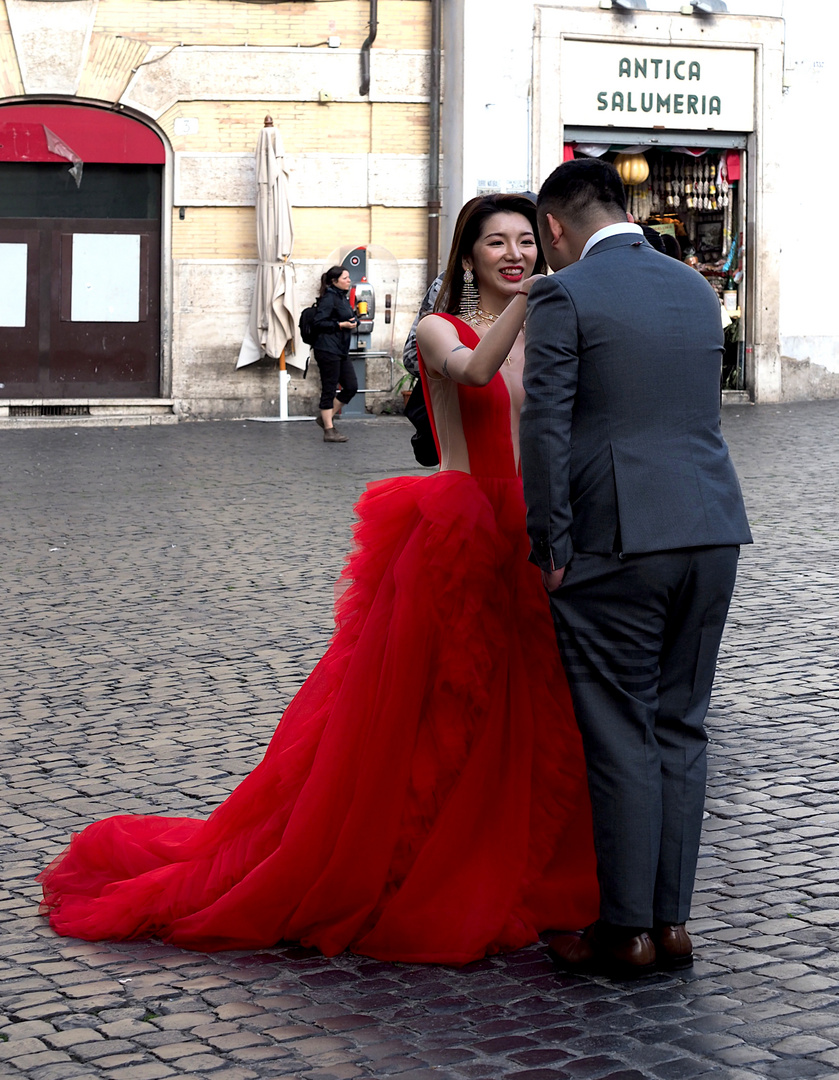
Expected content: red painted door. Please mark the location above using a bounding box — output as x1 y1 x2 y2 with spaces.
1 213 161 398
0 226 39 388
0 107 164 400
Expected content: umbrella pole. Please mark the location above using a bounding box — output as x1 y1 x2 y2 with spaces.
278 350 290 420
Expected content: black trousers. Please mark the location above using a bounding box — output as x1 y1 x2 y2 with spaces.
313 350 358 412
549 545 740 928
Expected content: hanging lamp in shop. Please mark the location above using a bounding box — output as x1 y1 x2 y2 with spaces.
613 152 649 186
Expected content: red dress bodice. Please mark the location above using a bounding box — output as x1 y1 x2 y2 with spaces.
419 314 520 480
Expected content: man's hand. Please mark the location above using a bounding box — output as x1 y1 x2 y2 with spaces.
541 567 566 593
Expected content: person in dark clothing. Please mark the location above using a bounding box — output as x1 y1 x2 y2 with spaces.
661 233 683 261
401 274 443 467
312 266 359 443
521 157 751 978
640 224 666 253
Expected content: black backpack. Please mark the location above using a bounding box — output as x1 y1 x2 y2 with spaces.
298 300 319 346
404 381 439 468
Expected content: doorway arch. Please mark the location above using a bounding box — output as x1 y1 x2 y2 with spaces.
0 103 165 399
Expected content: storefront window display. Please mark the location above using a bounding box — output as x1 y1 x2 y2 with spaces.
566 144 746 391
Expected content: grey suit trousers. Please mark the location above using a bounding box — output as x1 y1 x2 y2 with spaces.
549 544 740 928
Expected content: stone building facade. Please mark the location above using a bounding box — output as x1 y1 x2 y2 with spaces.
0 0 432 420
3 0 837 419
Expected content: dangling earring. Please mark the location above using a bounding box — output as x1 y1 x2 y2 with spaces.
459 268 479 322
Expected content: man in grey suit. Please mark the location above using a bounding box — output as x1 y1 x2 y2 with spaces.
520 159 752 977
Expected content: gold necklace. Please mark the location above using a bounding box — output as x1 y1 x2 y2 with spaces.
472 307 522 365
469 307 501 325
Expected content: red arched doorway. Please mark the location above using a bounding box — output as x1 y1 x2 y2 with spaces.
0 104 165 399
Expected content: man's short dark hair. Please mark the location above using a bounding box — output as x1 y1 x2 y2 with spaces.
537 158 628 229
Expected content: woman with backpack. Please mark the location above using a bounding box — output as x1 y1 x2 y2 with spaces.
311 266 358 443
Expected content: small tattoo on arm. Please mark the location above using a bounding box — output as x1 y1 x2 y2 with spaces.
443 345 467 380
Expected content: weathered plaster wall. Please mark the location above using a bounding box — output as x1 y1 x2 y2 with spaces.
777 2 839 398
121 46 429 118
780 355 839 402
171 258 423 419
173 152 428 209
0 3 24 96
6 0 97 95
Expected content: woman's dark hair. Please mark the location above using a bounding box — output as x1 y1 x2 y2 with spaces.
640 224 666 254
661 233 683 261
435 194 546 315
319 265 346 298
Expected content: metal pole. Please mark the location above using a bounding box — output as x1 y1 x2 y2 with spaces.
359 0 378 96
426 0 442 287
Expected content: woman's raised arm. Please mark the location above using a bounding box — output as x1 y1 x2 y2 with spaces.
416 276 541 386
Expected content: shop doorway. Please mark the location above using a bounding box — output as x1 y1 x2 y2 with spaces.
0 105 164 400
564 134 748 393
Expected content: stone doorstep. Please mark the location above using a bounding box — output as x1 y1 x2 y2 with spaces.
0 415 179 428
0 398 174 414
721 390 753 405
0 399 178 428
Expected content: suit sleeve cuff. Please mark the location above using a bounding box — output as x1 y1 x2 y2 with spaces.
528 534 573 573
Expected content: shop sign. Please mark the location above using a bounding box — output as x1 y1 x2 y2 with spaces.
560 41 755 132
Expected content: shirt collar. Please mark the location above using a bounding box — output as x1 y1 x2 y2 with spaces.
579 222 644 261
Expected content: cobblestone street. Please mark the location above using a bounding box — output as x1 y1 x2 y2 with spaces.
2 403 839 1080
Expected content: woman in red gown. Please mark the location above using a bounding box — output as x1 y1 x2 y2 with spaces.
38 194 598 965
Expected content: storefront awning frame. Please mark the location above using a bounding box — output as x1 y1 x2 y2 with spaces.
563 127 746 150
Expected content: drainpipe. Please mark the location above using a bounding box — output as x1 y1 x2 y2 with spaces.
359 0 378 96
427 0 442 287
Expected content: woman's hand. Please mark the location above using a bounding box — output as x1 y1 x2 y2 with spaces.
338 319 357 330
517 273 544 297
417 282 540 387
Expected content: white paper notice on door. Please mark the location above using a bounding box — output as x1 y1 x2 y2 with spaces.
0 243 27 327
71 233 140 322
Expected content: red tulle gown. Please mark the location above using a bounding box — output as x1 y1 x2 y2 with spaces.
38 316 598 965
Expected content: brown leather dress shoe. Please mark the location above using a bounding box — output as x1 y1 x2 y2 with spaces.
653 923 693 970
547 921 657 979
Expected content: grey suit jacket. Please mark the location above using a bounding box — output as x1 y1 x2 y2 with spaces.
520 234 752 571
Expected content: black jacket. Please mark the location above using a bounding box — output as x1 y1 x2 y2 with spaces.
313 285 354 356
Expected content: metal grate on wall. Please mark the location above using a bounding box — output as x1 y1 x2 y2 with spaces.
9 405 91 417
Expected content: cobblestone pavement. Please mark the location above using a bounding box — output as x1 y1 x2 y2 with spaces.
2 403 838 1080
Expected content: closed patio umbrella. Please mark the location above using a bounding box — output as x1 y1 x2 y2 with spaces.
237 116 302 419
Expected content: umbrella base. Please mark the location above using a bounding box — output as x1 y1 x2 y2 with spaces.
246 416 315 423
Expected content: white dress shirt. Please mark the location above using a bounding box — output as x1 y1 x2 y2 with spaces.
580 222 644 261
